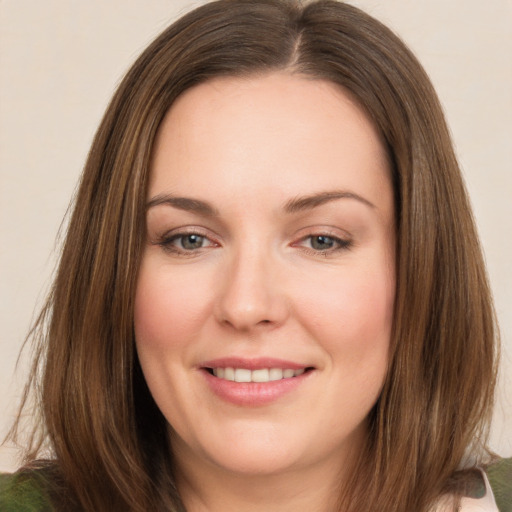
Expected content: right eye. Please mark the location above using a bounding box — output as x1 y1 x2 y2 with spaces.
156 230 218 255
172 233 208 250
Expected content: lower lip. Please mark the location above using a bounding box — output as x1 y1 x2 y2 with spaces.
201 369 312 406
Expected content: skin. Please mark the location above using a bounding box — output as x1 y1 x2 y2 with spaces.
134 72 396 511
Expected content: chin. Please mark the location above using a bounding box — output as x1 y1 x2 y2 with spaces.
206 444 304 476
171 419 311 474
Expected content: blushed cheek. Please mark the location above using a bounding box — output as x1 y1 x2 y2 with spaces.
134 262 208 351
299 271 394 360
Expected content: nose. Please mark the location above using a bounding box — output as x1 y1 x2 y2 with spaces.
214 245 289 331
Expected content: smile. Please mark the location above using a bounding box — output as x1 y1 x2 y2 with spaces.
209 367 306 382
200 359 315 406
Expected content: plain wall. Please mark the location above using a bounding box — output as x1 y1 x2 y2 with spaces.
1 0 511 471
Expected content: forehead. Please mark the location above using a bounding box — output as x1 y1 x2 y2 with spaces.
148 72 391 212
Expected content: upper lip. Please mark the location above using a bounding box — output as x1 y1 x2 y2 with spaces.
199 357 311 371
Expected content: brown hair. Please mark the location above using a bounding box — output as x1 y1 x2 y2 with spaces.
10 0 498 510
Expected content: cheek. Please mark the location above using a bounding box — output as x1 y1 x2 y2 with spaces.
133 259 214 428
134 260 212 351
302 276 394 342
295 263 395 364
287 262 394 439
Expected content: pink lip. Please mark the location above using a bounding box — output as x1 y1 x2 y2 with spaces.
198 358 314 407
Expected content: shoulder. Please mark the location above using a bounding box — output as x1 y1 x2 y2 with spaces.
435 459 511 512
486 457 512 512
0 469 55 512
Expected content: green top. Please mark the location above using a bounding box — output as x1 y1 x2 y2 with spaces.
488 458 512 512
0 468 54 512
1 458 511 511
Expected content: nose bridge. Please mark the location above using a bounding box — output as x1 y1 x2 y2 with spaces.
215 239 287 330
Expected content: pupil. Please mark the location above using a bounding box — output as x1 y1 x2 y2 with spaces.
183 234 203 250
312 236 334 250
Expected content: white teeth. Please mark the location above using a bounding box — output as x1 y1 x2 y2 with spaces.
269 368 283 381
211 367 308 382
252 369 270 382
234 368 252 382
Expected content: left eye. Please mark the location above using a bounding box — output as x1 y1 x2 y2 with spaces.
299 234 351 252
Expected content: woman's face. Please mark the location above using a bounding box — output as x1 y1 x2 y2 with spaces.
135 73 395 479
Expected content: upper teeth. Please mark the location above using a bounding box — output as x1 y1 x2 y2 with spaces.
212 367 305 383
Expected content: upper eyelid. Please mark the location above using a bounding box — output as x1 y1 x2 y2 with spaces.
152 225 353 245
155 233 351 258
160 226 214 239
298 233 347 242
152 226 218 247
154 231 218 257
294 233 351 247
170 233 215 249
291 224 352 241
165 231 217 245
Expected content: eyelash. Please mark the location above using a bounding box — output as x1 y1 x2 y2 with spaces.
295 234 353 256
156 229 217 256
155 230 352 257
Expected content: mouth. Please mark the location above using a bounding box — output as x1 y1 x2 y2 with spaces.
203 366 314 383
199 358 315 405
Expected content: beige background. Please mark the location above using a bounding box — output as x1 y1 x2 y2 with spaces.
1 0 511 471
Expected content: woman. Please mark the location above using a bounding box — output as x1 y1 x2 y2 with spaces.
1 0 510 510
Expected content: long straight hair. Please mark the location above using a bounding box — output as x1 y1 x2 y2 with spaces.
11 1 498 510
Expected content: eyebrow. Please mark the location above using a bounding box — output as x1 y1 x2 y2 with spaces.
146 189 375 216
146 194 219 217
284 190 376 213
